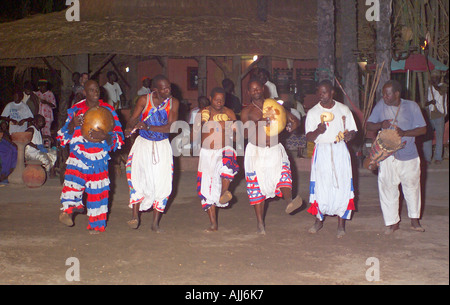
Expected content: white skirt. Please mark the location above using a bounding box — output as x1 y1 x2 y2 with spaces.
198 146 238 209
244 142 290 199
309 142 355 220
127 136 173 212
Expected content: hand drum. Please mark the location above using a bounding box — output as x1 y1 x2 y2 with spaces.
81 106 114 142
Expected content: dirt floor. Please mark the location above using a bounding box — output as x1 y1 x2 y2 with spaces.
0 157 448 285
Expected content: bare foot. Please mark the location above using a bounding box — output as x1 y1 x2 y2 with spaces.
384 223 400 235
151 225 164 233
59 212 74 227
410 219 425 232
285 196 303 214
219 190 232 204
204 225 218 233
336 228 346 238
308 219 323 234
127 218 139 229
257 222 266 235
89 230 100 235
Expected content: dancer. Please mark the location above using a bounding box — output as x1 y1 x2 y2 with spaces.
196 87 239 231
125 75 179 231
305 80 357 238
57 80 124 234
241 79 301 234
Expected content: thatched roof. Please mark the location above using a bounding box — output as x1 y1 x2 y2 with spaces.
0 0 318 62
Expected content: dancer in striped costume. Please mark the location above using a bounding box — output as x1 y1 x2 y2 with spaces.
125 75 179 231
57 80 124 234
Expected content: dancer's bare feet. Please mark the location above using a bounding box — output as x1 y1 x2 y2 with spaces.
254 202 266 235
204 225 218 233
410 219 425 232
129 203 140 229
257 222 266 235
127 218 139 229
384 222 400 235
204 206 218 232
285 196 303 214
219 190 232 204
152 210 163 233
59 212 74 227
308 219 323 234
151 224 164 233
337 217 346 238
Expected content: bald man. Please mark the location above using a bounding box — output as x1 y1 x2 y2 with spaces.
57 80 124 234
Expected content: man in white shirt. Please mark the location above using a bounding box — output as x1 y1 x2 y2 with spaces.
0 91 34 134
260 68 279 99
103 71 125 109
137 77 152 96
424 70 447 164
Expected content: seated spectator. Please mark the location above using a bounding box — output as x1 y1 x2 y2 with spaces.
0 120 18 185
0 90 34 134
25 115 57 173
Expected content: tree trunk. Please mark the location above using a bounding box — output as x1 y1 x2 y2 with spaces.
317 0 335 83
376 0 392 101
339 0 359 111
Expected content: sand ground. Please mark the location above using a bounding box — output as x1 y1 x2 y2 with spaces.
0 157 448 285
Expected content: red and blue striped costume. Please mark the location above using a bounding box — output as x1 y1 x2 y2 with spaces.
57 100 124 232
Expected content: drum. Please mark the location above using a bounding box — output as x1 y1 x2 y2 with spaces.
22 160 47 188
367 129 405 170
81 106 114 142
262 98 287 136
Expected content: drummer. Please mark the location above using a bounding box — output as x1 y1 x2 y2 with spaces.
240 78 301 234
366 80 426 234
305 80 357 238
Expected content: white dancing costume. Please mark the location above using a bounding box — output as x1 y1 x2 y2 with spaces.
305 101 357 221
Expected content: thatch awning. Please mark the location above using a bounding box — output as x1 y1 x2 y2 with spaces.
0 0 317 62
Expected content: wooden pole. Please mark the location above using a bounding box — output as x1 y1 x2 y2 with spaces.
197 56 207 97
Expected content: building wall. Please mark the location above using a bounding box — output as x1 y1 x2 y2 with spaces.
100 57 318 112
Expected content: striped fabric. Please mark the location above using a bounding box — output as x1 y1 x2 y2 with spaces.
306 142 355 221
139 93 172 141
196 147 239 210
246 162 292 205
57 100 124 232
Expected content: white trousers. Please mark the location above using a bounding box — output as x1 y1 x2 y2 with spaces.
25 147 57 172
378 156 421 226
127 137 173 212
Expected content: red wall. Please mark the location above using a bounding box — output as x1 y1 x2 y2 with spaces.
100 57 318 111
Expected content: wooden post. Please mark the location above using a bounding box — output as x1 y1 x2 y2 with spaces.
155 56 168 77
232 56 242 102
127 57 138 104
59 55 75 129
75 54 89 74
198 56 207 97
